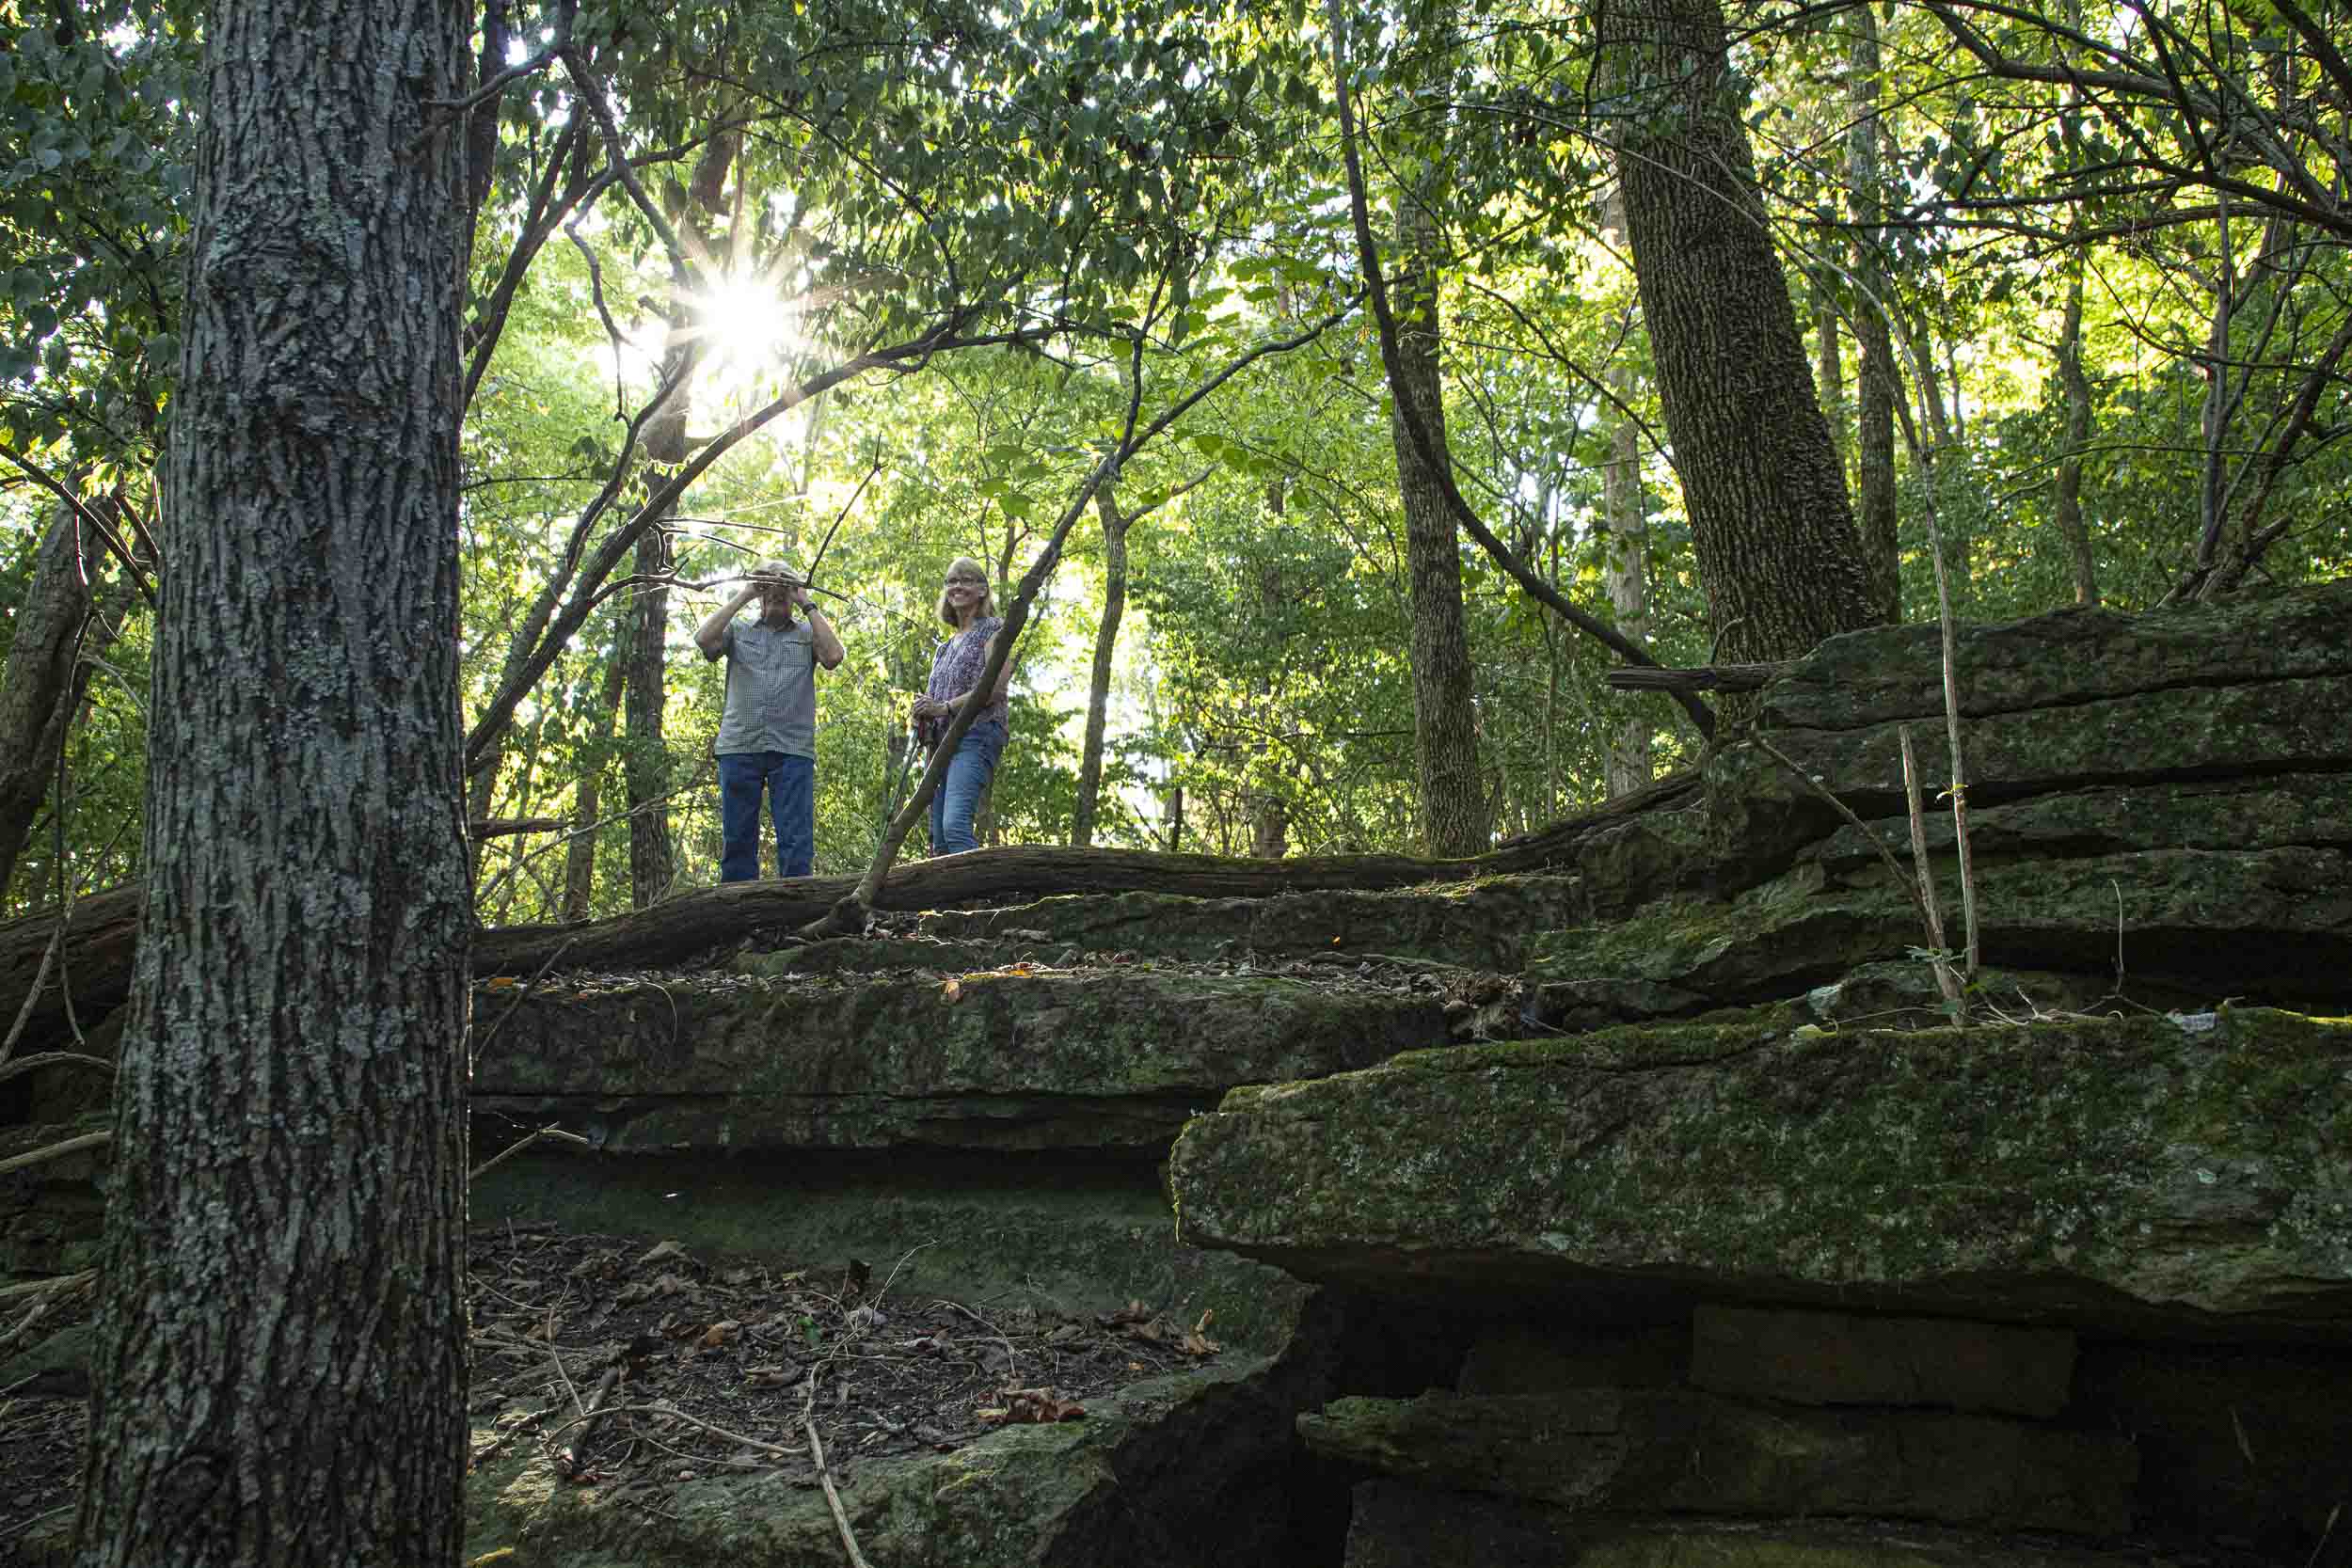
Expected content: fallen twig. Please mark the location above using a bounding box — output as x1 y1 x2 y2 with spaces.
550 1364 624 1477
0 1270 92 1361
470 934 580 1073
540 1398 804 1463
0 919 66 1064
469 1124 595 1185
1748 736 1939 945
0 1131 110 1180
0 1270 95 1305
803 1376 873 1568
1899 725 1965 1014
0 1051 115 1089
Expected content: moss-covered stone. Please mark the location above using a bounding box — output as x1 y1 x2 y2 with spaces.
1298 1388 2134 1533
1799 775 2352 873
1524 849 2352 1009
903 877 1594 970
1 1114 112 1276
1169 1007 2352 1332
472 970 1448 1154
1343 1482 2176 1568
1758 580 2352 732
471 1149 1310 1354
461 1357 1302 1568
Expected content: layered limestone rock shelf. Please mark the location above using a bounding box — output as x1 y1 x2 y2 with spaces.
12 581 2352 1565
471 968 1450 1154
462 1357 1320 1568
1296 1387 2135 1534
1168 1005 2352 1332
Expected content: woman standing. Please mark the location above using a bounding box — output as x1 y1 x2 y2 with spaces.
912 557 1012 855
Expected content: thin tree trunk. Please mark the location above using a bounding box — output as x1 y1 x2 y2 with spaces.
623 129 739 908
1849 4 1902 624
1604 0 1882 665
0 499 135 898
1599 186 1654 800
2054 255 2100 607
1814 274 1846 467
76 1 472 1561
2052 0 2100 609
563 619 630 921
622 529 675 907
490 711 546 925
1071 486 1131 847
1890 294 1956 452
1389 174 1489 854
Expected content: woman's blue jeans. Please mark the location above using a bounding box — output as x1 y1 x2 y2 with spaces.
930 720 1007 856
718 750 815 880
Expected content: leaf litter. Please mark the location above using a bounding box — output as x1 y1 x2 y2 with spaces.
0 1221 1219 1544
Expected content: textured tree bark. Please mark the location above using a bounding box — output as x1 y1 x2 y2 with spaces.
0 499 134 898
1606 0 1881 667
73 0 473 1564
1070 486 1131 848
1388 178 1490 855
1848 5 1903 624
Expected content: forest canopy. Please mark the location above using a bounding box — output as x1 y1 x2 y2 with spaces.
7 0 2350 922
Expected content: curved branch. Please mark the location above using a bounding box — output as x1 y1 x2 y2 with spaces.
1324 6 1713 739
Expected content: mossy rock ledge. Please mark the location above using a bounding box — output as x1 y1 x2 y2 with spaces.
471 969 1448 1154
1168 1005 2352 1335
456 1357 1321 1568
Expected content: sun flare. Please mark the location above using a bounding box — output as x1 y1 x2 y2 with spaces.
691 272 802 396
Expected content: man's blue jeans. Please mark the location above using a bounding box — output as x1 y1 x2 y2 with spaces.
718 751 814 881
930 720 1007 856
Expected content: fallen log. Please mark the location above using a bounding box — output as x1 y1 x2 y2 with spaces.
470 816 565 839
0 882 142 1050
1604 661 1787 694
474 771 1700 975
0 770 1700 1048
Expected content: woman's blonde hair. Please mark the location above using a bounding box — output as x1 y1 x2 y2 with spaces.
935 557 995 626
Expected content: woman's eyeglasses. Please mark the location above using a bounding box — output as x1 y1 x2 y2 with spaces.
945 575 984 587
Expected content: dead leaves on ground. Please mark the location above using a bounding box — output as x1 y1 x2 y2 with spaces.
1101 1300 1221 1357
462 1225 1218 1512
979 1386 1087 1424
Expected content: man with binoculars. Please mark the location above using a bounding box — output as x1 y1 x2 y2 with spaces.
694 562 846 880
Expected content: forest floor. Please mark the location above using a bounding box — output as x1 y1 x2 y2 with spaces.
0 1220 1226 1550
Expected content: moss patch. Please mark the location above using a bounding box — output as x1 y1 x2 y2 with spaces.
1171 1007 2352 1331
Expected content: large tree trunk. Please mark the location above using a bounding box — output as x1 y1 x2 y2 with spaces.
0 499 135 899
1848 4 1902 625
1606 0 1880 667
1389 178 1489 855
74 1 472 1562
1070 486 1131 847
